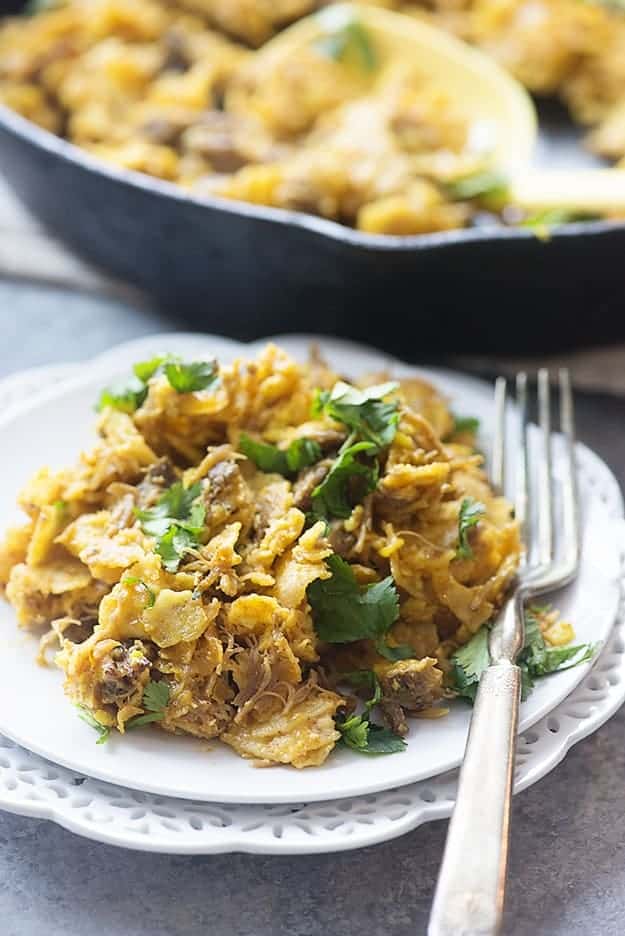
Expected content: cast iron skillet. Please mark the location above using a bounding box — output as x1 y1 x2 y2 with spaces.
1 0 624 353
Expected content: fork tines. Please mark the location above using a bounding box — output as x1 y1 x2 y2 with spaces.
492 368 580 592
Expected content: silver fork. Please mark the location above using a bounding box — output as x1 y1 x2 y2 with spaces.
428 369 581 936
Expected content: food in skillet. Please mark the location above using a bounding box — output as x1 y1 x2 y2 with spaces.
0 346 594 766
0 0 619 235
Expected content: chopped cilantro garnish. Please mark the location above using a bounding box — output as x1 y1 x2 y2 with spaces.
444 170 509 204
155 525 203 573
341 669 379 694
127 680 170 729
76 705 110 744
136 481 202 533
122 577 156 607
518 610 596 698
315 381 400 450
309 381 398 519
452 415 480 435
308 554 399 643
521 208 600 240
456 497 485 560
521 208 600 228
96 375 148 414
96 354 219 413
315 17 377 71
339 714 370 749
336 671 406 755
346 723 407 754
136 481 205 572
143 679 170 712
374 638 415 662
311 440 377 519
163 359 219 394
451 608 596 703
77 681 171 739
450 626 490 703
133 355 169 382
239 434 322 477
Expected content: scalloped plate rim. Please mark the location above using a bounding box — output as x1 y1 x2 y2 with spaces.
0 600 624 854
0 333 620 806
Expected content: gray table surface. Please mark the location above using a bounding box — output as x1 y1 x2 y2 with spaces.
1 289 624 936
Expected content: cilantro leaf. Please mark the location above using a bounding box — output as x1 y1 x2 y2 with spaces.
339 712 406 754
451 609 597 704
452 415 480 435
163 482 202 519
136 481 205 572
142 680 170 712
124 712 166 727
164 360 219 394
453 625 491 682
456 497 485 560
340 669 382 716
341 669 379 694
311 388 330 418
374 638 415 662
156 525 201 572
336 670 406 755
185 501 206 529
76 705 111 745
319 381 400 450
239 434 322 477
356 724 408 754
133 355 169 382
315 17 377 71
311 440 377 519
96 355 219 413
126 680 170 729
239 435 287 473
521 208 600 234
518 609 596 699
96 375 148 414
450 625 490 703
136 514 172 538
525 642 596 676
444 170 509 204
309 381 397 519
122 577 156 607
286 439 323 472
339 714 371 750
308 555 399 643
136 481 202 528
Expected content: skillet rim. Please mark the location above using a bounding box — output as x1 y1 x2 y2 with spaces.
1 100 623 252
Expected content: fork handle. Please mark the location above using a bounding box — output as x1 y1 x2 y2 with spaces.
428 661 522 936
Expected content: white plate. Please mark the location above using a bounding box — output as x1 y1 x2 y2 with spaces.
0 334 621 805
1 581 624 854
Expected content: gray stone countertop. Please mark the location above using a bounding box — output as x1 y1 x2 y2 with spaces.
1 288 624 936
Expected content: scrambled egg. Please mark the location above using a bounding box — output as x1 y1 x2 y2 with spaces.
0 345 521 767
